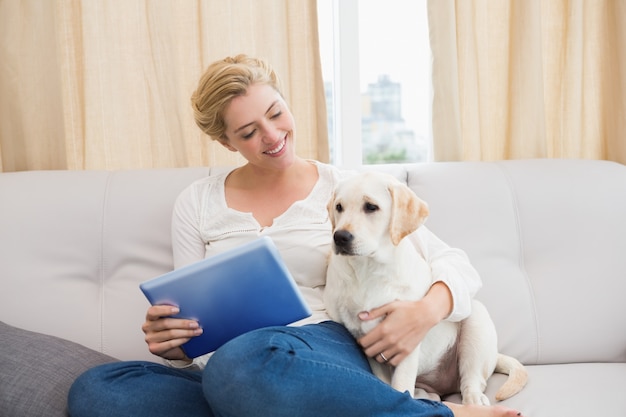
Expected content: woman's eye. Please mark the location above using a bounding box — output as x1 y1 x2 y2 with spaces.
242 130 256 139
270 111 282 119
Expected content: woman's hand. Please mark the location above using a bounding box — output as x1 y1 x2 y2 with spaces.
141 305 203 362
357 282 453 366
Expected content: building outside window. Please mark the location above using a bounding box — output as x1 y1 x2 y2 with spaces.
317 0 432 167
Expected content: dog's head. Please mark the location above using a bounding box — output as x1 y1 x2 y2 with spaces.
327 171 429 257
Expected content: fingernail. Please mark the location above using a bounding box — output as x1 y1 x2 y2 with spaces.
358 311 369 320
171 307 180 314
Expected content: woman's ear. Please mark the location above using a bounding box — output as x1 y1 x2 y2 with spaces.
218 138 237 152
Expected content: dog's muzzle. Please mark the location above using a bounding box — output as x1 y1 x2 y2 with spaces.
333 229 354 255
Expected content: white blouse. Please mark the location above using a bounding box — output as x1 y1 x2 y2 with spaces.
169 161 482 368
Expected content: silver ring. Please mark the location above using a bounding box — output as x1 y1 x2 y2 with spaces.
379 352 389 362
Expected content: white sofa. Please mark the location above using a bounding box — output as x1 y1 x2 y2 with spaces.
1 159 625 416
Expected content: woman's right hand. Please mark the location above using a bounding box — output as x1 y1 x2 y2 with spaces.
141 305 203 361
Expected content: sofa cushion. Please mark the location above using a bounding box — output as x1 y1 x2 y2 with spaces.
0 321 118 417
407 159 626 365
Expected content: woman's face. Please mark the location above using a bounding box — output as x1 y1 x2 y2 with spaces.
221 83 297 170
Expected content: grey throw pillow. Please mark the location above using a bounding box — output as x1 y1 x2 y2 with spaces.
0 321 118 417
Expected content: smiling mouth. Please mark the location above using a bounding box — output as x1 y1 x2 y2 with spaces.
264 137 286 155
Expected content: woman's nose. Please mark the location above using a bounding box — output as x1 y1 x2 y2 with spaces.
259 121 279 142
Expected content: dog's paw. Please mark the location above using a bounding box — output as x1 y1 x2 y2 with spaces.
461 391 490 406
413 388 441 402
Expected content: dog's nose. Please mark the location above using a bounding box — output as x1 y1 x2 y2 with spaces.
333 230 354 247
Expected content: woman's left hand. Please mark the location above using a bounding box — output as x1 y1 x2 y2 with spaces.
357 281 453 366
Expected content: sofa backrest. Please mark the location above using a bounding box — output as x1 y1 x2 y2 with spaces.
0 167 211 362
406 159 626 365
1 159 625 365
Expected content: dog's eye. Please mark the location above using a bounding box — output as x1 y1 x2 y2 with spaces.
364 202 379 213
335 203 343 213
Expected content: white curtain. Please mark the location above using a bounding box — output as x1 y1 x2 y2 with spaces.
0 0 328 171
428 0 626 163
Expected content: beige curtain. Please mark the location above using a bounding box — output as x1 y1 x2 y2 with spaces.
428 0 626 163
0 0 328 172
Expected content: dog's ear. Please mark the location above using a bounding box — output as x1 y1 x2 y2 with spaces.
388 183 429 245
326 192 336 230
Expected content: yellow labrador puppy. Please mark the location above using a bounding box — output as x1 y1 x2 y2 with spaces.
324 171 527 404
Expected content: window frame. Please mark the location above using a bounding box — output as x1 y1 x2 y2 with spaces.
324 0 362 168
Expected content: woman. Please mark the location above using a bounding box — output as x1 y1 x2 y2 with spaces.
68 55 524 417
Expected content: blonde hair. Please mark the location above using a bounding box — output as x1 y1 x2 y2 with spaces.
190 54 283 142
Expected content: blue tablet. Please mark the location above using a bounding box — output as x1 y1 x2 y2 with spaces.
140 236 311 358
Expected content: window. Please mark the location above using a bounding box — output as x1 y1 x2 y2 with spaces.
317 0 432 168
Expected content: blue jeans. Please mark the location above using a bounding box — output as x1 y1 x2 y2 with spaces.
68 321 452 417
